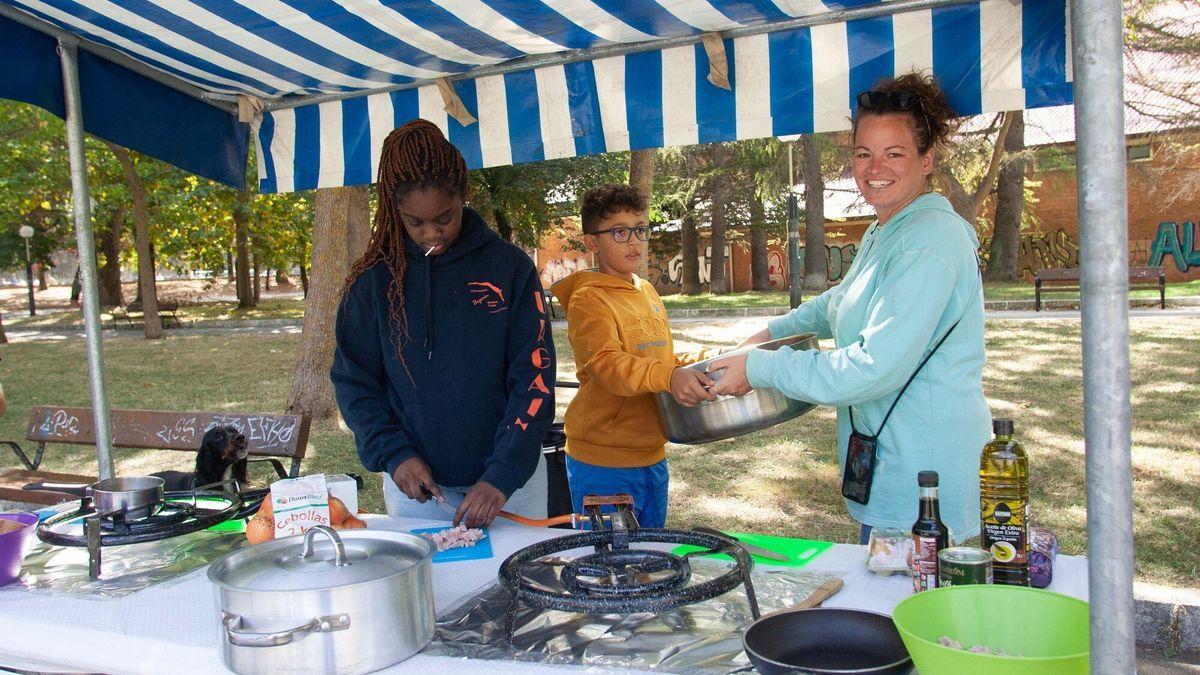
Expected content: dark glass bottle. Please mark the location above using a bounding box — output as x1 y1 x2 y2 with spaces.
912 470 950 593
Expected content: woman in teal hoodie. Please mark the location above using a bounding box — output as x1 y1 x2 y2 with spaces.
710 73 990 543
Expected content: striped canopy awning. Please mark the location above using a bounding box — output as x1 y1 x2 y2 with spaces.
0 0 1072 192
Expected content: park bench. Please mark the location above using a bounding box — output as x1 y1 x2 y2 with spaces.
110 299 183 328
0 406 310 506
1034 266 1166 311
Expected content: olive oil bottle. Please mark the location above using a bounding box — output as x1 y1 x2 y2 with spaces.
980 418 1030 585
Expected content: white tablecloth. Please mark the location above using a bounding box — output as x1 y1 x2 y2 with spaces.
0 516 1088 674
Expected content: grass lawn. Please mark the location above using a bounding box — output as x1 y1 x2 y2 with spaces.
1 317 1196 587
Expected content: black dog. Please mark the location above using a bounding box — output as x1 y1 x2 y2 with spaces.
154 426 248 492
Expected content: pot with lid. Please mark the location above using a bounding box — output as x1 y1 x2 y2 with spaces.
208 525 435 675
656 333 820 444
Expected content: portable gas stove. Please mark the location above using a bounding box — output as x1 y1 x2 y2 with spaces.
497 494 761 641
36 489 258 578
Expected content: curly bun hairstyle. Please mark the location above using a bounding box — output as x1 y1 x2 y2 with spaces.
853 71 958 154
580 184 648 234
339 119 470 365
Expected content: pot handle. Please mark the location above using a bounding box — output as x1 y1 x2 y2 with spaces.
301 525 348 567
221 611 350 648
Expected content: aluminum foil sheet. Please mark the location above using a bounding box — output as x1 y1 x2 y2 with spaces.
18 531 246 599
426 557 843 673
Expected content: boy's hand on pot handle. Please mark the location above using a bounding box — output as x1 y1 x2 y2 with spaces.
392 456 442 502
706 354 752 397
455 481 505 528
670 368 717 407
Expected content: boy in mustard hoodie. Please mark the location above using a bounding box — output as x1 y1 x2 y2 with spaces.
551 185 715 527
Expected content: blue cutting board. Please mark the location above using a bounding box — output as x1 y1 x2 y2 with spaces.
411 526 493 563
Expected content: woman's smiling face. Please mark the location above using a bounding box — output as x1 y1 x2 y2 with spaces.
852 112 934 225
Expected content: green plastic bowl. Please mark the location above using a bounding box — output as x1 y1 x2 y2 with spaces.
892 585 1089 675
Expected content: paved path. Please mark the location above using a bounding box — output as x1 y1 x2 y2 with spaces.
5 306 1199 343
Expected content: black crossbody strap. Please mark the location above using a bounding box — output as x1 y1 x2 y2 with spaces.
849 318 961 438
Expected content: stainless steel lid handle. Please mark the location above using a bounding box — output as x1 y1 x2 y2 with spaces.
221 611 351 648
300 525 347 567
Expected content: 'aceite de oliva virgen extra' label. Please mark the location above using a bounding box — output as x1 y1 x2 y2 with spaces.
981 498 1029 565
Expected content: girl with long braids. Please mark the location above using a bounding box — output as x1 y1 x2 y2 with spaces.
332 120 555 528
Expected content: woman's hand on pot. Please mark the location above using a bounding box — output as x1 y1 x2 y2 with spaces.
706 354 752 397
392 457 441 502
670 368 717 407
455 481 506 528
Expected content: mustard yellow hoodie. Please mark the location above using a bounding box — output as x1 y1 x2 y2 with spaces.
552 270 700 468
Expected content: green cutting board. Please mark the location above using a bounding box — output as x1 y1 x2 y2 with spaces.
672 532 833 567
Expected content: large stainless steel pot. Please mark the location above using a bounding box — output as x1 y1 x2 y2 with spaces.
656 333 820 444
208 525 435 675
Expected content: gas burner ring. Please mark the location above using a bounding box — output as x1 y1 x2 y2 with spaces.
498 528 761 635
561 548 692 597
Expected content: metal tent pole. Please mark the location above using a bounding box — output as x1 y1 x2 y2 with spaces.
59 38 116 480
1071 0 1135 671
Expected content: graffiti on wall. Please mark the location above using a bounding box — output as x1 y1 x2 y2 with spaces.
1149 221 1200 272
768 250 786 288
979 228 1081 278
539 256 590 289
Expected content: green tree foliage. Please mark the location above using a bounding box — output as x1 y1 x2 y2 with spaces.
468 153 628 248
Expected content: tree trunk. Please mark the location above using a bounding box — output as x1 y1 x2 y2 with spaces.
937 112 1015 226
37 266 49 291
749 200 770 291
252 242 262 304
493 209 513 242
265 267 271 292
110 143 163 339
987 111 1026 282
227 249 235 283
707 145 729 295
235 189 254 308
299 260 309 297
288 186 370 420
680 198 702 295
802 134 828 291
276 269 290 285
0 312 7 344
97 207 124 308
629 149 655 278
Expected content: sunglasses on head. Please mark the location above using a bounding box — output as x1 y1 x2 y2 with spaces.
857 90 932 143
589 225 652 243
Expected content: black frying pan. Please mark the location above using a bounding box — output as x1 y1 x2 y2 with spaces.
742 608 914 674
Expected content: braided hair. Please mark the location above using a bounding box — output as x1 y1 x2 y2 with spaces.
340 119 469 360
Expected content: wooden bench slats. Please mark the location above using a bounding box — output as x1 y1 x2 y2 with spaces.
1 407 311 507
1034 265 1165 310
27 407 309 459
0 469 96 506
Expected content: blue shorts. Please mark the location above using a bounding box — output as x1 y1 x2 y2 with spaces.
564 455 669 528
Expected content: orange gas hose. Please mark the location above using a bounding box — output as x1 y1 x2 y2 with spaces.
498 511 581 528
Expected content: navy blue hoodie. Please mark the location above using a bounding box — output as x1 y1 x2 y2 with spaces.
330 208 555 497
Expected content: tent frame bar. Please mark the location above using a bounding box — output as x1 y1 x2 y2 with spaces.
0 3 237 115
1071 0 1136 669
263 0 978 112
58 39 115 480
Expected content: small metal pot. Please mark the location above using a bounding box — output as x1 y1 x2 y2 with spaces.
24 476 165 520
656 333 820 444
208 525 436 675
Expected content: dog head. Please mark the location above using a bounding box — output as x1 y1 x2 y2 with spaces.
196 426 248 485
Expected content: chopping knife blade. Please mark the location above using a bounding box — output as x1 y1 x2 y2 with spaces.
420 485 458 518
692 526 791 562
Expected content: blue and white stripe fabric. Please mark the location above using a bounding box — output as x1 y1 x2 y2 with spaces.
1 0 1072 193
258 0 1071 193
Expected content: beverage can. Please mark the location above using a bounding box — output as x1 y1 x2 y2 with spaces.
938 546 993 586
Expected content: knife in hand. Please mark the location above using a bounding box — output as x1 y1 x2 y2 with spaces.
420 485 458 519
693 526 791 562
